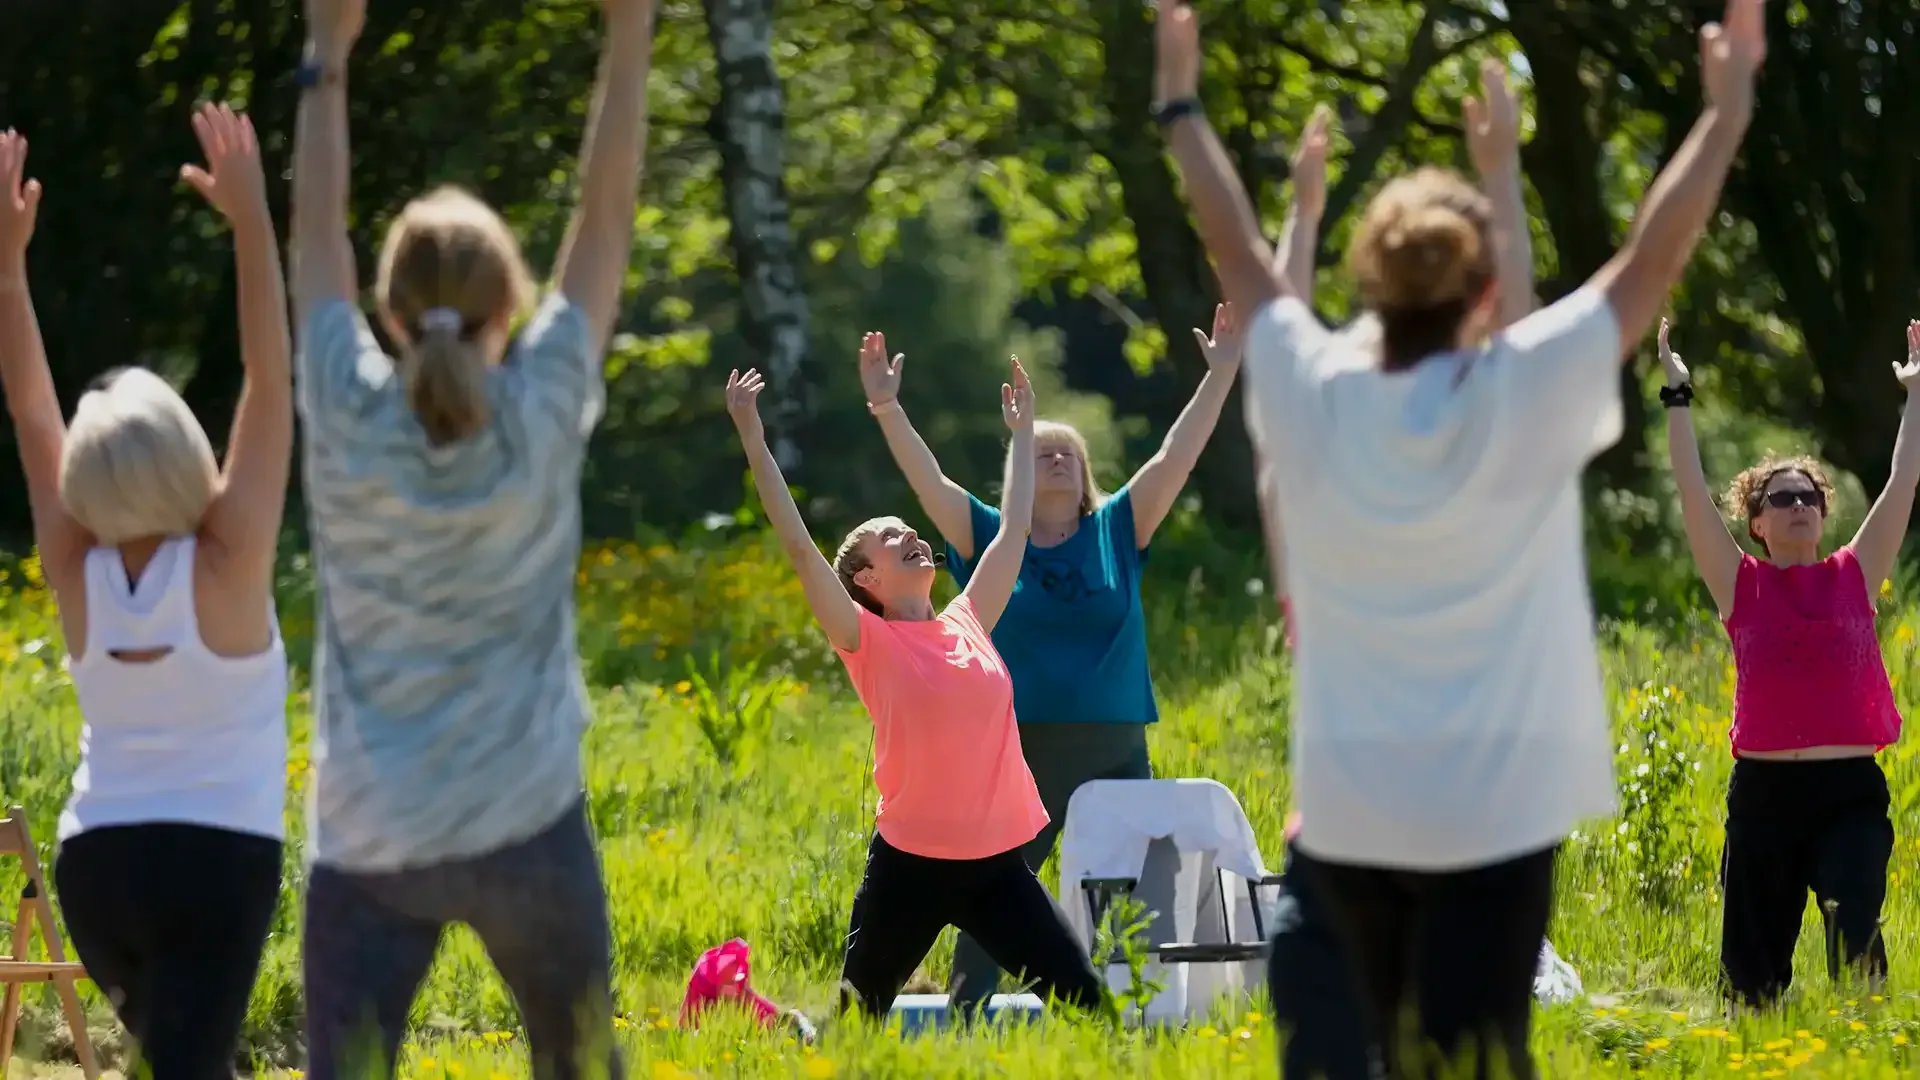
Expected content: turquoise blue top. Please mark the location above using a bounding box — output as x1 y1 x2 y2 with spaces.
944 485 1157 727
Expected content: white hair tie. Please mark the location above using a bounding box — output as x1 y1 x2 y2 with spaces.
419 307 463 335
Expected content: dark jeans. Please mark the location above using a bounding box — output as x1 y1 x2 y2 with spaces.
1305 843 1557 1080
949 721 1151 1007
1269 841 1380 1079
55 823 283 1080
1720 756 1893 1006
302 797 618 1080
840 832 1107 1019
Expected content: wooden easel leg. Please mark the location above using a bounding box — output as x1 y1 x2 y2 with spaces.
0 898 31 1073
27 883 96 1080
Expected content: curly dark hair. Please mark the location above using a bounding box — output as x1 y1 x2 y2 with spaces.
1723 454 1837 548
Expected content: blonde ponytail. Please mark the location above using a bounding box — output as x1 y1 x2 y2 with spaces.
405 322 491 445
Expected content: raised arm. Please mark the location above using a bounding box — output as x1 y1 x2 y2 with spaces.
1658 320 1741 614
726 368 861 651
1127 303 1242 544
553 0 658 353
1463 59 1536 328
961 359 1035 631
1273 105 1330 296
185 105 294 580
1154 0 1287 316
0 132 88 587
290 0 364 326
859 331 976 557
1590 0 1764 357
1847 321 1920 594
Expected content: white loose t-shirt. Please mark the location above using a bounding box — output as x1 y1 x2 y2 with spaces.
1247 288 1623 871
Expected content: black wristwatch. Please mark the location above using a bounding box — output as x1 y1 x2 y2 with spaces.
1152 98 1204 128
295 46 342 91
1659 382 1694 409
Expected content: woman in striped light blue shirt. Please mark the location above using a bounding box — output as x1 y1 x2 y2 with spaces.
287 1 655 1077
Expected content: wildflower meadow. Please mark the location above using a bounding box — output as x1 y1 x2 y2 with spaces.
4 522 1920 1079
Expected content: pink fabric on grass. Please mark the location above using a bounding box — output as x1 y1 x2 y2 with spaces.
680 939 780 1028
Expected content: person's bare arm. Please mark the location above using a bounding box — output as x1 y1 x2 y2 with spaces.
1155 0 1287 316
1657 320 1741 614
1463 59 1536 328
961 360 1035 631
1589 0 1765 358
1273 106 1330 296
0 132 88 585
187 105 294 579
1849 321 1920 594
726 368 862 651
1128 304 1241 544
290 0 364 328
858 331 975 557
553 0 658 352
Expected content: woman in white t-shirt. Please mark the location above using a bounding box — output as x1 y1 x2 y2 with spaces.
0 107 292 1080
1150 0 1767 1075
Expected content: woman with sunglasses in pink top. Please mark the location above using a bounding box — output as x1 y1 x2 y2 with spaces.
1660 316 1918 1007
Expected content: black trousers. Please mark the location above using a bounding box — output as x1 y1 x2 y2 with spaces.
1720 756 1893 1007
840 832 1107 1018
1269 840 1380 1079
1304 843 1557 1080
301 798 618 1080
54 823 284 1080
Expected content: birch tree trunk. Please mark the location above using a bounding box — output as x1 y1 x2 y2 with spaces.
703 0 810 469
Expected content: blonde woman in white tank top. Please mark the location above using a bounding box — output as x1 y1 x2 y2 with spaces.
0 106 292 1080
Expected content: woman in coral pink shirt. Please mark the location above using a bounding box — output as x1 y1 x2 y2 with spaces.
1661 317 1916 1007
724 362 1107 1020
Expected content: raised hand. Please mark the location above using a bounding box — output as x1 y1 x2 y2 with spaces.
305 0 367 59
858 331 903 406
1001 357 1034 431
1657 318 1691 387
0 131 43 261
1153 0 1201 106
1462 58 1519 177
726 368 766 442
1700 0 1767 118
180 103 269 229
1896 321 1920 391
1291 106 1332 219
1192 302 1244 371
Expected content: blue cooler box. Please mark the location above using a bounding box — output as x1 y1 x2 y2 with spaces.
887 993 1046 1036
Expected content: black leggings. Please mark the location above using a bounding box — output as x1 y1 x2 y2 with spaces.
1269 840 1379 1079
54 823 284 1080
1720 756 1893 1006
840 832 1107 1018
1304 844 1557 1080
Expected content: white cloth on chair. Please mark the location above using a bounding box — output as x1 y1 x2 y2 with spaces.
1057 779 1274 1024
1534 938 1583 1003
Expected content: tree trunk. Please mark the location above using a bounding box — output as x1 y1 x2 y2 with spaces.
703 0 811 471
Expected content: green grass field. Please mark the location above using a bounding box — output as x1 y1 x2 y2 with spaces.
5 537 1920 1078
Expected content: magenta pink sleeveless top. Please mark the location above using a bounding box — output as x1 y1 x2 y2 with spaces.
1724 547 1901 755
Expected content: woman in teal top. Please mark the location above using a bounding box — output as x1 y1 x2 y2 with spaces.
862 318 1244 1009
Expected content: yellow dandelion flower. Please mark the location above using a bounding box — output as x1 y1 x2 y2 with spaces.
803 1058 837 1079
1645 1038 1671 1050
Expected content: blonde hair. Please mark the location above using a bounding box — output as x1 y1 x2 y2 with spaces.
1348 167 1495 370
375 186 535 446
59 368 218 545
1012 420 1103 517
1725 454 1836 547
833 519 887 615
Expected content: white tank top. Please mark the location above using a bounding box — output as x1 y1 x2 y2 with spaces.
59 535 289 842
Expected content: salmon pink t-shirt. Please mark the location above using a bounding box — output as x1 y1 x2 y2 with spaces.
834 596 1049 861
1725 546 1902 755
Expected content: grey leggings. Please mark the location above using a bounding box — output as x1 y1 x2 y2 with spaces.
949 722 1152 1008
302 798 619 1080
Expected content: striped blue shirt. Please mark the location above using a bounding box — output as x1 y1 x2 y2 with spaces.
296 293 602 871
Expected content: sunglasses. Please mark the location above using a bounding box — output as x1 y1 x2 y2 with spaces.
1760 489 1824 511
